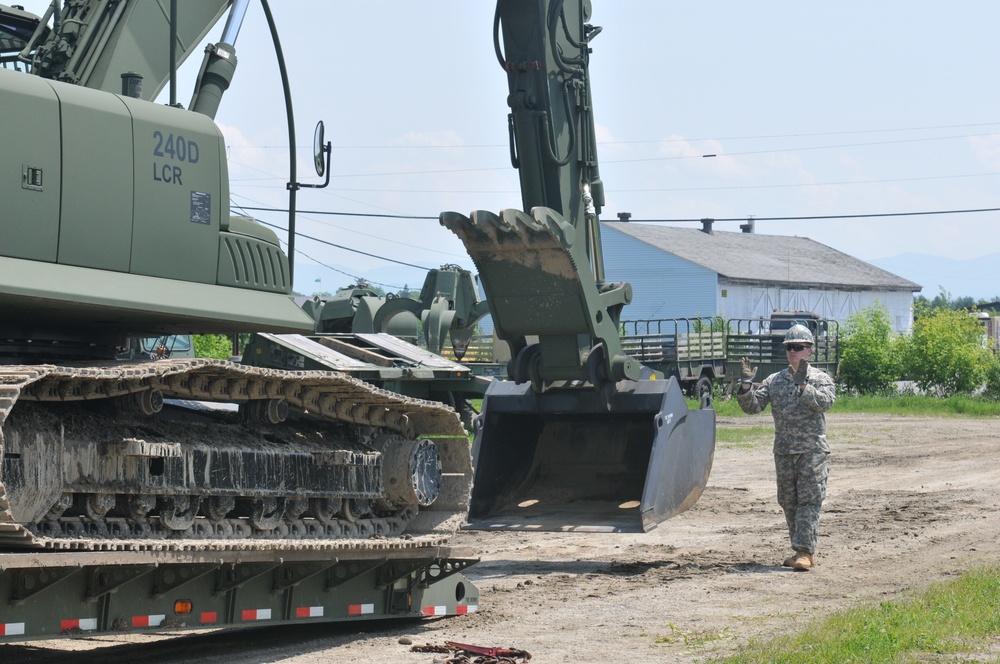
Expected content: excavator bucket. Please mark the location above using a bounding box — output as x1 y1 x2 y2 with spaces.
465 376 715 533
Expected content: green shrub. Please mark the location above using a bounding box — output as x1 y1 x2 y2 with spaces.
903 306 992 396
193 334 234 360
838 302 900 394
982 355 1000 400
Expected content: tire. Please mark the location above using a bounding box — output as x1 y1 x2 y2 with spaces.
696 376 713 400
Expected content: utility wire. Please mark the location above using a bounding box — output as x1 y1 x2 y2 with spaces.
623 171 1000 194
226 128 999 179
232 194 465 258
254 218 433 271
611 206 1000 224
223 120 1000 151
231 169 1000 195
294 247 407 291
240 205 437 220
607 131 1000 165
601 121 1000 144
238 204 1000 224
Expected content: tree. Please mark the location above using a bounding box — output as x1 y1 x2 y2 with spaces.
929 286 953 312
334 282 384 297
193 334 235 360
913 287 997 313
839 302 900 394
903 305 992 395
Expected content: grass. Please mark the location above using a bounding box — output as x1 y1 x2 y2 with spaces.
714 566 1000 663
715 425 772 447
829 393 1000 417
706 393 1000 418
652 622 730 647
701 393 1000 663
468 387 1000 660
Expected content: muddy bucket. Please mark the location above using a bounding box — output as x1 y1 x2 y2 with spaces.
464 376 715 532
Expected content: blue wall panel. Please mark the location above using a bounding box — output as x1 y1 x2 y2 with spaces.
601 227 718 322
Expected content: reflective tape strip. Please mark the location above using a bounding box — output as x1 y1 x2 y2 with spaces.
200 612 218 624
295 606 324 618
132 614 165 628
0 622 25 636
456 604 477 615
60 618 98 632
421 605 447 616
241 608 272 621
348 603 374 615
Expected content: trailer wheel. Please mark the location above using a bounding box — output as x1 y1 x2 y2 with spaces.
696 376 713 401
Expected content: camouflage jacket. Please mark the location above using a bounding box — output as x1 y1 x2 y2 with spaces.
736 365 836 454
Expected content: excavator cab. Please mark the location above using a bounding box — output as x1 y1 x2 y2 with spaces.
443 0 716 532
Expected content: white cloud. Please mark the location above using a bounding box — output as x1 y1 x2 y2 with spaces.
969 134 1000 170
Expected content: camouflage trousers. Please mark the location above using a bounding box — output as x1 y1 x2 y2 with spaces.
774 450 829 554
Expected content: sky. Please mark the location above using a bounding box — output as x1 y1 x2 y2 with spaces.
16 2 1000 299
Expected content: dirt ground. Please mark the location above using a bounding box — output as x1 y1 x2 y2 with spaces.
4 412 999 663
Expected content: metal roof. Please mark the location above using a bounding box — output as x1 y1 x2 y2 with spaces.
602 222 921 292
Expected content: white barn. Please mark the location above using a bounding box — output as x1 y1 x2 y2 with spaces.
601 220 920 333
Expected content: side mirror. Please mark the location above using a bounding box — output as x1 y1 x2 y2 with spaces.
313 121 328 177
292 121 331 190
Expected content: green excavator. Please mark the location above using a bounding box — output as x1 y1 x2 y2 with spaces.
0 0 715 644
0 0 471 552
0 0 713 554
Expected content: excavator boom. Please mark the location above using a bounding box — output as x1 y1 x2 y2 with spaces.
444 0 716 532
11 0 232 99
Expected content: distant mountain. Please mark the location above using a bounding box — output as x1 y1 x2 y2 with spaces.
868 253 1000 303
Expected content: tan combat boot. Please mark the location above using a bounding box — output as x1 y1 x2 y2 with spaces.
791 552 814 571
782 553 797 568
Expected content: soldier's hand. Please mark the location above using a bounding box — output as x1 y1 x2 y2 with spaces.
740 357 757 383
793 359 809 385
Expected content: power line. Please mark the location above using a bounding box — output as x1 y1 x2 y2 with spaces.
613 206 1000 224
604 121 1000 145
240 206 437 220
606 132 1000 165
253 218 434 271
222 120 1000 151
232 195 466 258
239 204 1000 224
622 171 1000 193
234 204 1000 274
232 170 1000 195
227 130 1000 180
294 248 407 291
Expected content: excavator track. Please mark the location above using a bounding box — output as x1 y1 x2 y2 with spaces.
0 359 472 552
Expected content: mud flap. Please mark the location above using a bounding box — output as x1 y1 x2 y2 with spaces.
464 377 715 532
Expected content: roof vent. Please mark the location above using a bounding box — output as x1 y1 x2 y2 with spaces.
740 217 755 234
617 212 631 222
700 218 714 234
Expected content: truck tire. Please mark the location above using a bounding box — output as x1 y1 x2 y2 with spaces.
696 376 713 400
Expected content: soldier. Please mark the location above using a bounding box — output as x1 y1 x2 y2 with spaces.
736 324 836 571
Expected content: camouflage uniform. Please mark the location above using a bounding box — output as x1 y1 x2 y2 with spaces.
737 364 836 554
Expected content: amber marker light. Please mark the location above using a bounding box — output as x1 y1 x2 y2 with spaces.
174 600 193 615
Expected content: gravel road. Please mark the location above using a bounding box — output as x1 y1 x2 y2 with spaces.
3 413 998 663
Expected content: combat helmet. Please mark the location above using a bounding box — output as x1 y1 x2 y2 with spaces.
783 324 815 346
